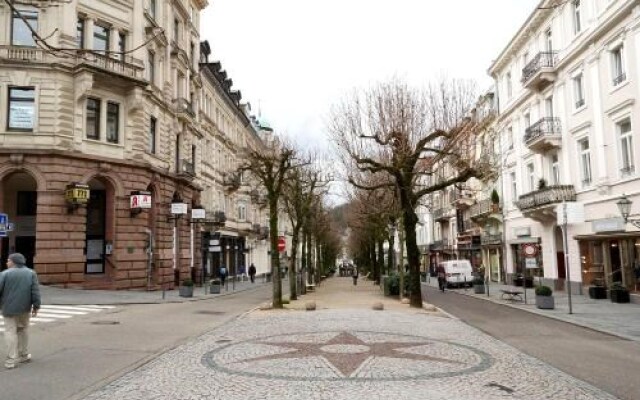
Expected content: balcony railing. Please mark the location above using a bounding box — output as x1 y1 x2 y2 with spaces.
469 199 499 219
481 234 502 245
223 172 241 190
521 51 557 83
178 160 195 177
76 51 145 80
515 185 576 211
0 45 45 62
524 117 562 144
174 98 195 118
432 208 451 221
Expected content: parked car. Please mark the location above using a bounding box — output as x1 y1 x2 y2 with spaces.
439 260 474 288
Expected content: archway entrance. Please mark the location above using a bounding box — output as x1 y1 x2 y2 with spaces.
85 178 114 275
0 172 38 270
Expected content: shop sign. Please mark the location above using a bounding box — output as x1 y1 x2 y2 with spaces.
525 257 538 269
209 246 221 252
171 202 188 215
130 192 152 210
592 218 625 233
65 183 90 205
513 227 531 237
191 208 206 219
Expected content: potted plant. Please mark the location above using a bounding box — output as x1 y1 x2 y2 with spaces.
490 189 500 212
473 276 485 294
609 283 630 303
209 278 221 294
179 278 194 298
537 178 547 190
588 279 607 299
535 285 554 309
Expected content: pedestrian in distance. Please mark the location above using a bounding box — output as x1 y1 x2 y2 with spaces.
248 263 256 283
0 253 41 369
436 264 446 292
352 265 359 286
219 264 227 288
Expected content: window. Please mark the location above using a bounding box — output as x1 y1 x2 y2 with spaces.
238 204 246 221
573 0 582 34
506 72 512 99
7 87 35 131
149 117 157 154
149 0 157 19
524 112 531 129
551 154 560 185
16 191 37 216
507 126 514 150
11 9 38 47
573 73 585 108
545 29 553 52
93 24 110 52
106 102 119 143
86 98 100 139
611 46 625 86
173 18 179 42
148 51 155 84
545 96 554 118
510 172 518 203
578 138 592 186
77 17 85 48
118 32 126 60
527 163 535 192
618 119 634 176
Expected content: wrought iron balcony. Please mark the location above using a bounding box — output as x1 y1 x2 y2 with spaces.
174 98 195 119
515 185 576 221
223 172 241 191
213 211 226 224
177 160 195 178
521 51 557 90
432 208 452 222
524 117 562 153
481 233 502 245
469 199 500 220
451 187 475 209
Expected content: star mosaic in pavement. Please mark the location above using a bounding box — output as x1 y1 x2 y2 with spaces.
234 331 462 377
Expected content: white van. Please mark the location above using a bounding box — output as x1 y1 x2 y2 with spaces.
439 260 474 288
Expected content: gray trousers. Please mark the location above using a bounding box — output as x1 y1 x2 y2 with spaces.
4 312 30 363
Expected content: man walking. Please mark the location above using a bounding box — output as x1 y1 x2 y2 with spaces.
248 263 256 283
0 253 41 369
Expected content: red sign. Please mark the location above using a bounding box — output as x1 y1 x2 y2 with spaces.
278 236 286 252
130 194 152 209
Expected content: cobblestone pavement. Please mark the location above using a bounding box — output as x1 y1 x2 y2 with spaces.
82 307 618 400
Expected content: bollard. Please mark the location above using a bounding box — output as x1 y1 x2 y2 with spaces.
486 277 490 297
464 275 467 292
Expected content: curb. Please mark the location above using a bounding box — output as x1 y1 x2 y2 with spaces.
444 287 638 342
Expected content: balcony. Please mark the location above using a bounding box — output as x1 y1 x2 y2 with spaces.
469 199 500 221
515 185 576 222
177 160 195 179
432 208 453 222
451 187 475 209
481 233 502 246
0 45 45 62
524 117 562 153
75 51 145 84
223 172 241 191
174 98 195 120
521 51 557 91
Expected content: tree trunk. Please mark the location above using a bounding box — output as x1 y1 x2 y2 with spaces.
269 199 282 308
315 240 321 284
306 229 313 284
289 228 300 300
300 229 307 294
376 239 384 284
387 232 394 277
399 189 422 308
398 219 405 299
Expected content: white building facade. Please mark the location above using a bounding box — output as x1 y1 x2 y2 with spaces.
489 0 640 297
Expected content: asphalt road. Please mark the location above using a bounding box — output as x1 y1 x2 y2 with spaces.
424 286 640 400
0 284 273 400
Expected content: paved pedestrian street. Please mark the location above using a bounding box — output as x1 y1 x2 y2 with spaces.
0 305 115 332
82 307 618 400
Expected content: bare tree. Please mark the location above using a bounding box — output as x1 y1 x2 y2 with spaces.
241 140 301 308
330 78 497 307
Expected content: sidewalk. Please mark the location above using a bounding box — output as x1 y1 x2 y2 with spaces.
423 278 640 342
40 276 272 305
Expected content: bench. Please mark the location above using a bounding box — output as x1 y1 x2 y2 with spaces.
306 283 316 292
500 289 523 302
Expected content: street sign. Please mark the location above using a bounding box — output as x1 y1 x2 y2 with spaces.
171 202 188 215
525 257 538 269
191 208 206 219
209 246 222 252
278 236 286 252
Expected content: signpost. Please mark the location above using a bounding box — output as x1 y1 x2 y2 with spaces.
556 202 585 315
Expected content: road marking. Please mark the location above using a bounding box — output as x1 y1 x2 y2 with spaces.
0 304 116 332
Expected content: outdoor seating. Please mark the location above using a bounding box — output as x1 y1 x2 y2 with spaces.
500 289 523 302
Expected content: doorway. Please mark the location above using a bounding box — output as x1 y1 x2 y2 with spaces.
609 240 622 284
86 184 106 274
1 172 38 271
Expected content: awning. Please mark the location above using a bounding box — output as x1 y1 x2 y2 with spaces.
574 232 640 241
214 230 240 237
507 237 541 244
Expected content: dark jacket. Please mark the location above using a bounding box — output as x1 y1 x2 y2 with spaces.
0 265 41 317
248 265 256 275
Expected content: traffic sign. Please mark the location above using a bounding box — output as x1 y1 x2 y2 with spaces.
278 236 286 252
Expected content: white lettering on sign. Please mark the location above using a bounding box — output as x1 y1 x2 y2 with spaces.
171 203 188 215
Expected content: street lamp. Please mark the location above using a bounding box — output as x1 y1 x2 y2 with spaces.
616 194 640 228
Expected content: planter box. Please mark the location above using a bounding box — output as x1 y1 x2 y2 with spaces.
588 286 607 299
536 295 555 309
179 286 194 298
610 289 630 304
209 282 221 294
473 284 485 294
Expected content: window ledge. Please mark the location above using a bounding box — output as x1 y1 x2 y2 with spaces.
572 104 587 115
610 79 630 94
84 138 123 148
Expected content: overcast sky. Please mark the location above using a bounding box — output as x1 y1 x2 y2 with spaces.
201 1 539 202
